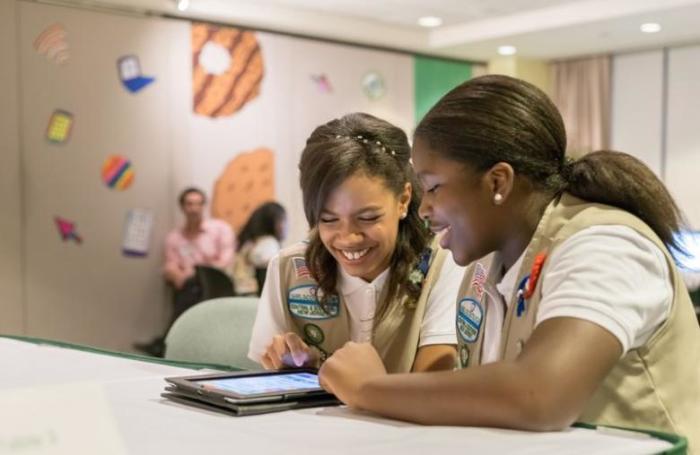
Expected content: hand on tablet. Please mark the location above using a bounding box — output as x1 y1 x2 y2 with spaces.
261 332 319 369
318 342 387 409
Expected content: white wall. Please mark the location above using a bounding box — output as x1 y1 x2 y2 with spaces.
611 50 664 177
611 46 700 228
666 45 700 228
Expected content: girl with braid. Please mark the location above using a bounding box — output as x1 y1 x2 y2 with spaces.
319 76 699 451
247 113 464 374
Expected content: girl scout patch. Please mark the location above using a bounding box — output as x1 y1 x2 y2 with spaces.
457 298 483 343
288 285 340 319
303 323 325 345
459 345 470 367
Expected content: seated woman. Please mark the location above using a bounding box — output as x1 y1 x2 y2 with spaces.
232 202 287 296
247 113 464 373
319 75 700 451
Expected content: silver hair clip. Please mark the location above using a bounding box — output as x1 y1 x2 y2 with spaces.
335 134 398 157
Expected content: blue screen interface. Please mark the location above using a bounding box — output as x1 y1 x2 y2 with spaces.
195 372 321 396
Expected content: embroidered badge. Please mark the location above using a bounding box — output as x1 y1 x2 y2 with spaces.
303 323 325 345
459 345 470 367
471 262 487 299
293 257 311 279
407 247 433 296
288 285 339 320
456 298 483 343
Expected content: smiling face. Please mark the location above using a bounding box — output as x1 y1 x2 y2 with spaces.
412 137 503 266
317 173 410 282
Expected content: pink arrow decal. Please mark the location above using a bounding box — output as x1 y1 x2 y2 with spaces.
54 216 83 243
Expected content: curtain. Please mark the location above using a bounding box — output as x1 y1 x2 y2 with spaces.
551 55 611 157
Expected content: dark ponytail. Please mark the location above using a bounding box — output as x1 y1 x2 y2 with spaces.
565 150 684 251
415 74 685 251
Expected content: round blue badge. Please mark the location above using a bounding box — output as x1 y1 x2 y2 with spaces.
457 297 483 343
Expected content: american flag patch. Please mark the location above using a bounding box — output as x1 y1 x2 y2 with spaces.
471 262 487 299
293 257 311 278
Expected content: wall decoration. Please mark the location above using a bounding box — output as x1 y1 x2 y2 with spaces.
101 155 134 191
117 55 155 93
311 74 332 93
122 209 154 257
212 147 274 233
46 109 74 144
33 23 70 65
192 23 264 118
54 216 82 243
361 71 386 100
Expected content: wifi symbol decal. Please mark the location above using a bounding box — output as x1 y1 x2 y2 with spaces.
33 23 70 65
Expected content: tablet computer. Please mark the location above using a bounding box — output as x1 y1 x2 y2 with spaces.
163 369 339 415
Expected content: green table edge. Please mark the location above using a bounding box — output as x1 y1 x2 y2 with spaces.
2 334 688 453
573 422 687 454
0 334 244 372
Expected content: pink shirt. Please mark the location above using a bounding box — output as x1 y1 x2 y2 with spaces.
164 218 235 273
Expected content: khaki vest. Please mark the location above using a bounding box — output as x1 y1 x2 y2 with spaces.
456 194 700 450
278 241 447 373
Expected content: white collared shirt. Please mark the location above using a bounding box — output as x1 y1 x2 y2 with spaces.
248 251 463 363
479 225 672 364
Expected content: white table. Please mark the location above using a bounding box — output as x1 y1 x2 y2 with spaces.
0 337 680 454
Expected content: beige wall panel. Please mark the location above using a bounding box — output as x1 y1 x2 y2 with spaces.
0 0 24 334
19 2 177 350
16 2 416 351
186 31 415 247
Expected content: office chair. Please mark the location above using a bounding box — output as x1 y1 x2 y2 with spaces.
164 296 260 370
195 265 236 300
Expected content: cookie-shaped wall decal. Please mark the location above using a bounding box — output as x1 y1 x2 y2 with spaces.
101 155 134 191
212 147 274 233
192 23 264 118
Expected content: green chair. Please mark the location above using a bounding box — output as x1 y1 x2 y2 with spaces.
164 297 260 370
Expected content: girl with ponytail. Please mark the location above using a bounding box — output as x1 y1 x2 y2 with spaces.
319 76 699 450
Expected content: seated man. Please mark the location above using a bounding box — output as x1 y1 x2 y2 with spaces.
135 187 235 356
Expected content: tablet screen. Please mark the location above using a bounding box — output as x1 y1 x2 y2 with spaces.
194 372 322 396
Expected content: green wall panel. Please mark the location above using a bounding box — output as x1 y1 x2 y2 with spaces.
414 56 472 124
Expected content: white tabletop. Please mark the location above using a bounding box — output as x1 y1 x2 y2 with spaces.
0 338 676 455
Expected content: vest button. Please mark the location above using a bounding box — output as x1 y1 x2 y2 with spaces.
516 339 525 355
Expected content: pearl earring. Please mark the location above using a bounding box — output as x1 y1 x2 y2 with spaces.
494 194 503 204
400 212 407 219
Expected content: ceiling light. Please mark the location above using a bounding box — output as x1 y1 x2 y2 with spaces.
498 45 517 56
176 0 190 11
640 23 661 33
418 16 443 28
